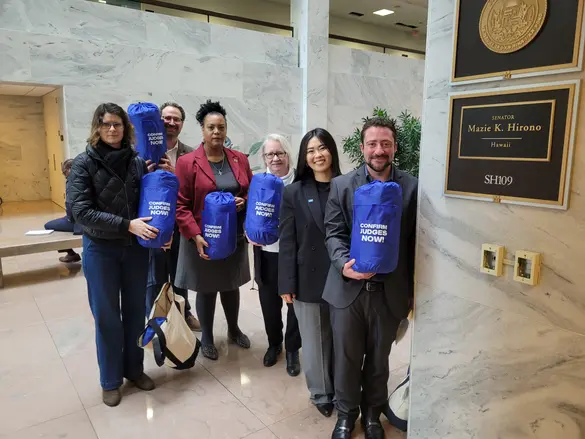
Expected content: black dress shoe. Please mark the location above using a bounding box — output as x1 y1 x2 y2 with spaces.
316 402 334 417
361 414 385 439
286 351 300 376
331 416 355 439
263 344 282 367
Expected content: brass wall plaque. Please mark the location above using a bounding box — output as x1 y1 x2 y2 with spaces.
479 0 547 54
452 1 584 84
445 82 579 208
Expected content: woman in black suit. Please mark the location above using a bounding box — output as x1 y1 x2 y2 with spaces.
278 128 342 418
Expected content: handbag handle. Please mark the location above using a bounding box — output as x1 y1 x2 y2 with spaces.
147 317 201 370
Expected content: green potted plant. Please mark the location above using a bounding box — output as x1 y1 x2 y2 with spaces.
342 107 421 177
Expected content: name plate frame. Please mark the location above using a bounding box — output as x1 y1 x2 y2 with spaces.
444 81 580 210
450 1 585 86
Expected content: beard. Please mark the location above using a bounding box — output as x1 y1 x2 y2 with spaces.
164 124 179 136
366 155 392 173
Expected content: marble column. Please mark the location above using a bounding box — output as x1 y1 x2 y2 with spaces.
411 0 585 437
291 0 329 133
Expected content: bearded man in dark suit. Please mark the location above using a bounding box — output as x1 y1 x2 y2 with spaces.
324 117 417 439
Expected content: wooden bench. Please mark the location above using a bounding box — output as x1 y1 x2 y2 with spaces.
0 232 82 288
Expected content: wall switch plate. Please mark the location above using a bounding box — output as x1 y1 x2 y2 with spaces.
480 244 505 277
513 250 541 286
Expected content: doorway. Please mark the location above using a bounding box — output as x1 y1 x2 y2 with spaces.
0 83 67 210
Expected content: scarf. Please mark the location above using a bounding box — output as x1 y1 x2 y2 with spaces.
267 166 295 187
96 140 134 181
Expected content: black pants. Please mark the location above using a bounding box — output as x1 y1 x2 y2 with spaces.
146 227 192 317
258 251 301 353
45 216 82 254
330 286 400 416
196 289 241 346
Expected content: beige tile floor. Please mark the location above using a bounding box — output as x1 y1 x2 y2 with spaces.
0 201 410 439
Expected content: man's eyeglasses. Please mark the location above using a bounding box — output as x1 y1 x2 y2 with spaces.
264 151 287 160
100 122 123 130
162 116 183 123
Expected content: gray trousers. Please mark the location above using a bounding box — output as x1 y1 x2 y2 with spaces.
330 288 400 416
294 300 335 405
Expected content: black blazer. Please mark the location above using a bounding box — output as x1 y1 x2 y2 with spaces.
323 165 417 319
277 179 331 303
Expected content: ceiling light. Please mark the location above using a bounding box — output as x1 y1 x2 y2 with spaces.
373 9 394 16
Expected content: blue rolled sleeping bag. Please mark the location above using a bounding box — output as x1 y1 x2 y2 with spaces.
128 102 166 164
350 181 403 274
202 192 237 260
137 170 179 248
245 173 284 246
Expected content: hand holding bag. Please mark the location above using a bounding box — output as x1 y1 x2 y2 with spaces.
244 173 284 246
201 191 237 260
350 181 403 274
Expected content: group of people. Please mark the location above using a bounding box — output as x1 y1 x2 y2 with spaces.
66 99 416 439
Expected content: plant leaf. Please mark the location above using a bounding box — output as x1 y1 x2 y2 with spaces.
248 141 263 156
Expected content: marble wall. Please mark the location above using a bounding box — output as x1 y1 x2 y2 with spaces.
327 45 425 172
0 95 50 201
0 0 301 172
411 0 585 437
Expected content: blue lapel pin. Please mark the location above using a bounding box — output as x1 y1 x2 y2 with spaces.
308 199 314 203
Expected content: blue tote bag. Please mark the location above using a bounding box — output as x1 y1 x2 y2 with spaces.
128 102 166 164
201 192 237 260
137 170 179 248
245 173 284 246
350 181 403 274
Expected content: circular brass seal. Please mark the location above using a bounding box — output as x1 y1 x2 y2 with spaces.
479 0 547 54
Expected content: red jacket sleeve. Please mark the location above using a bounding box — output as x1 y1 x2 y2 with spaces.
175 154 201 240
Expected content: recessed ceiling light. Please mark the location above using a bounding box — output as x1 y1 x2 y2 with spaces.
373 9 394 16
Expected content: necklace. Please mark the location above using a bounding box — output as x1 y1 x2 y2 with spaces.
210 155 226 175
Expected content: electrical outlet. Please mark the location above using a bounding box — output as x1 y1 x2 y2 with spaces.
480 244 504 277
513 250 541 286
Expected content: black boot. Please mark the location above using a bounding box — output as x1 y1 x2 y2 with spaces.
331 413 357 439
286 350 300 376
361 407 385 439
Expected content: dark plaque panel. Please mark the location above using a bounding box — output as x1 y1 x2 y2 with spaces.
445 84 577 206
452 1 584 83
458 101 554 161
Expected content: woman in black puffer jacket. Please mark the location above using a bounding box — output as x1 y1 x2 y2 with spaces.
68 102 161 407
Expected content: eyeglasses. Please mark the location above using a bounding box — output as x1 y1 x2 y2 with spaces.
100 122 123 130
264 151 287 160
162 116 183 123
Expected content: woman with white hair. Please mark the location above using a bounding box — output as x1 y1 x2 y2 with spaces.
251 134 301 376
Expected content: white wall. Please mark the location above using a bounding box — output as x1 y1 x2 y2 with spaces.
0 95 50 202
327 44 425 172
0 0 302 173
